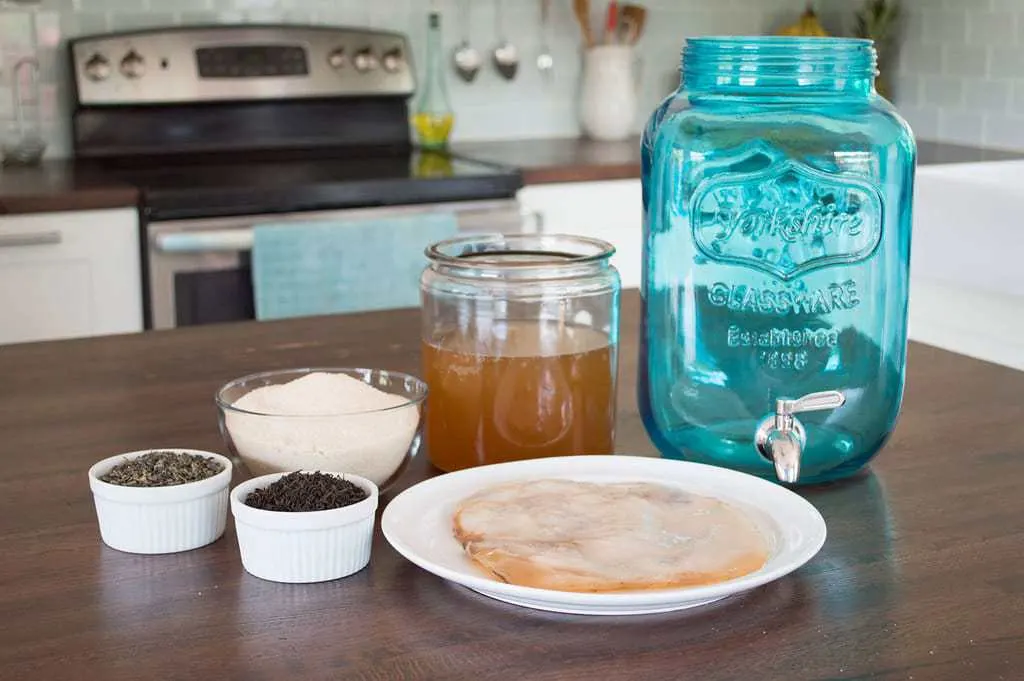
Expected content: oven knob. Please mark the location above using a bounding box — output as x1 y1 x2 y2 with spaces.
84 53 111 82
381 48 404 73
120 50 145 79
327 48 346 70
353 48 378 73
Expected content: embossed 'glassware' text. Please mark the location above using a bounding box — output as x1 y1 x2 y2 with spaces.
640 37 916 484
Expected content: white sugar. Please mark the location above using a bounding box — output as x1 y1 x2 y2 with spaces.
225 371 419 486
233 371 408 416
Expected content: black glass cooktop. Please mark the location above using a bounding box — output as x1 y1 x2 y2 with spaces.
77 147 523 221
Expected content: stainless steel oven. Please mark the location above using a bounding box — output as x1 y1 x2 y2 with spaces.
69 25 526 331
147 198 532 330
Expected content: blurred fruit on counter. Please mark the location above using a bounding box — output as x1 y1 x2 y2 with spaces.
776 3 829 37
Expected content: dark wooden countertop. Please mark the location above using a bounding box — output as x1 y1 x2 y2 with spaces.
0 139 1020 216
1 292 1021 680
454 136 642 184
0 160 139 215
456 137 1024 185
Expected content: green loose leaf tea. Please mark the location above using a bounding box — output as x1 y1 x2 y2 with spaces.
245 472 368 512
100 451 224 487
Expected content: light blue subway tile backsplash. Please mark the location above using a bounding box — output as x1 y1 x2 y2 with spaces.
1 0 814 159
923 9 967 46
942 45 988 79
886 0 1024 150
923 75 966 108
1012 80 1024 114
899 105 940 140
964 79 1012 112
984 112 1024 148
900 41 945 76
2 0 1024 157
967 11 1018 47
937 109 985 145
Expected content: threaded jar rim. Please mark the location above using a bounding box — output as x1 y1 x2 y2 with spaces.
682 36 878 93
426 234 615 271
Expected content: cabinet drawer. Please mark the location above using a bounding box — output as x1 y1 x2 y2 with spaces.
0 209 143 344
1 219 98 261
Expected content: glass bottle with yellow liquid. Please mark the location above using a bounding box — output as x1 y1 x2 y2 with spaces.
412 10 455 149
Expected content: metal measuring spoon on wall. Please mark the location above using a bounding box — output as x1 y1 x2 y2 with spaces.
492 0 519 80
537 0 554 77
452 0 481 82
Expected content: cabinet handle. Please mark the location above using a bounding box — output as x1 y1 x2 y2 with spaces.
0 231 62 248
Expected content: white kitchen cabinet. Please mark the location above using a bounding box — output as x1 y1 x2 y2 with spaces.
907 161 1024 371
519 179 643 289
0 208 143 345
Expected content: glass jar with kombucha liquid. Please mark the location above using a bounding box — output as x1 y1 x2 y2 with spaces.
421 234 621 472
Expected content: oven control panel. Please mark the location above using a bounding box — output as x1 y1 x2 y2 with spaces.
71 26 415 106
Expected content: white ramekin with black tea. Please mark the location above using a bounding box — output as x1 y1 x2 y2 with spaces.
230 471 378 583
88 448 233 554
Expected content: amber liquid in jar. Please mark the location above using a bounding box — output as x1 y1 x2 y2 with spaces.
423 320 616 472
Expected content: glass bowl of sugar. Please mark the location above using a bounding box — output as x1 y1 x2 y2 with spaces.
216 368 427 491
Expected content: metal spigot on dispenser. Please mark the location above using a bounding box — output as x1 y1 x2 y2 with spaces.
755 391 847 484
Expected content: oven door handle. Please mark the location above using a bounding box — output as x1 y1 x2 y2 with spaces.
152 205 541 254
153 230 253 253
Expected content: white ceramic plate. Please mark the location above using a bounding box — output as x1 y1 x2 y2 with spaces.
382 455 826 616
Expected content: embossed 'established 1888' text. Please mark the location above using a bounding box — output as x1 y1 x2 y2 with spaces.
726 325 840 371
727 325 840 349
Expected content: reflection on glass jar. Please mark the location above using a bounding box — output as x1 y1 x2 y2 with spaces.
420 234 621 472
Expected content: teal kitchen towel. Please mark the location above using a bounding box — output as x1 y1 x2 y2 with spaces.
251 213 459 320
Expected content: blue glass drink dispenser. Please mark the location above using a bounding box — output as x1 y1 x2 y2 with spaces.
639 37 916 484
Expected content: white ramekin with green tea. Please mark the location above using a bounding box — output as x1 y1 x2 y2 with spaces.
88 448 233 554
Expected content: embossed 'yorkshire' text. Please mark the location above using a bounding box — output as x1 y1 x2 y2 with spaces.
690 160 884 279
715 204 863 243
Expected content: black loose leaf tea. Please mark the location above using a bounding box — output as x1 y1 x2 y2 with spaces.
245 472 368 512
100 451 224 487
